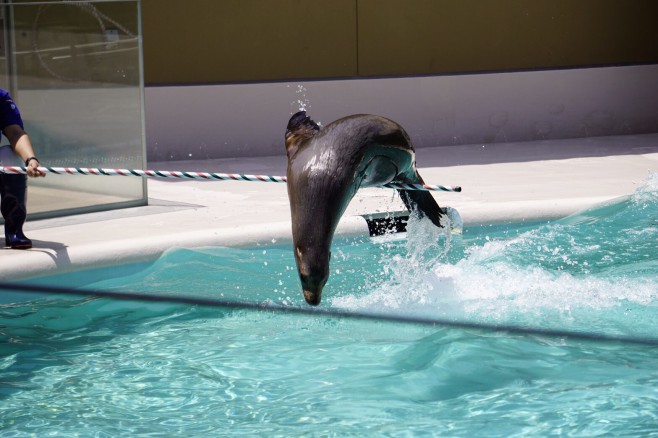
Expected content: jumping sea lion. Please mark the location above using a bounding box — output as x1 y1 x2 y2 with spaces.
285 111 444 306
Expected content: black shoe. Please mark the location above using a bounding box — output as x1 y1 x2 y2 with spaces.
5 231 32 249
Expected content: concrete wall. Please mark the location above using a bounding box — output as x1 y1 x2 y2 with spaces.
145 64 658 161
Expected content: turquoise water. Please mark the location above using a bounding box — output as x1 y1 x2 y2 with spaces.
1 174 658 436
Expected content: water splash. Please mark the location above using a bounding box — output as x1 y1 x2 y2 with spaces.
332 173 658 336
331 213 454 311
294 84 310 112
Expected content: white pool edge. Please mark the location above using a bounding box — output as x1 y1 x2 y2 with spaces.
0 197 602 283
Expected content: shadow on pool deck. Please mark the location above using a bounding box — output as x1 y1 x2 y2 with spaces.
0 133 656 282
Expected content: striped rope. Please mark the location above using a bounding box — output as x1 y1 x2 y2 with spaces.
0 166 462 192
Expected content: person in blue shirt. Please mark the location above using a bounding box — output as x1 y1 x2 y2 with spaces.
0 89 45 249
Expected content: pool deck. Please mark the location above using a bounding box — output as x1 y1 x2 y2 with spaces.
2 133 658 281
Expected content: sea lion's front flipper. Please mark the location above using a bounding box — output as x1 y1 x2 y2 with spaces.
397 172 444 228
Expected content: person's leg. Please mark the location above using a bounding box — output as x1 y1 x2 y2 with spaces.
0 173 31 249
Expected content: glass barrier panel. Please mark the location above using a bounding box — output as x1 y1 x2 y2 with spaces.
2 0 146 218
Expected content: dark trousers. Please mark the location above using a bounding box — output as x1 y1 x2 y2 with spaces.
0 174 27 235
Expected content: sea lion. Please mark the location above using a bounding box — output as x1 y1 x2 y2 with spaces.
285 111 444 306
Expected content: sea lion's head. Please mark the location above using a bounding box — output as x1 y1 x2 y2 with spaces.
285 111 320 158
294 244 330 306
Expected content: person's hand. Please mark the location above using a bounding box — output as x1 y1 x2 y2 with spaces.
25 157 46 178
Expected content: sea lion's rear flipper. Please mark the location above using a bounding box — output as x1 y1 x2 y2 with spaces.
397 173 444 228
285 111 320 158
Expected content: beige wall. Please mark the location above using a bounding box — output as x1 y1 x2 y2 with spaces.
357 0 658 76
142 0 658 85
142 0 357 84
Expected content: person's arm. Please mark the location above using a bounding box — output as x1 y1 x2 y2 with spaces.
2 124 45 178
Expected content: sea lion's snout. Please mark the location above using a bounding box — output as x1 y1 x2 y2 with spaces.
299 273 328 306
303 289 322 306
295 246 330 306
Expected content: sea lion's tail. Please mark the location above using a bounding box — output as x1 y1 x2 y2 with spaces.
285 111 320 157
286 111 320 135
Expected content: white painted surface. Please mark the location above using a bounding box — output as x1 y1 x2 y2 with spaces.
145 65 658 161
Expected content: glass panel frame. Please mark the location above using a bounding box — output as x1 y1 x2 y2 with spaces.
1 0 146 219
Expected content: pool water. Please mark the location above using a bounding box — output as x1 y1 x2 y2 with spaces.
1 174 658 436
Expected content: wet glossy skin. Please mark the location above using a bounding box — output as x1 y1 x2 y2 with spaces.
285 112 443 305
